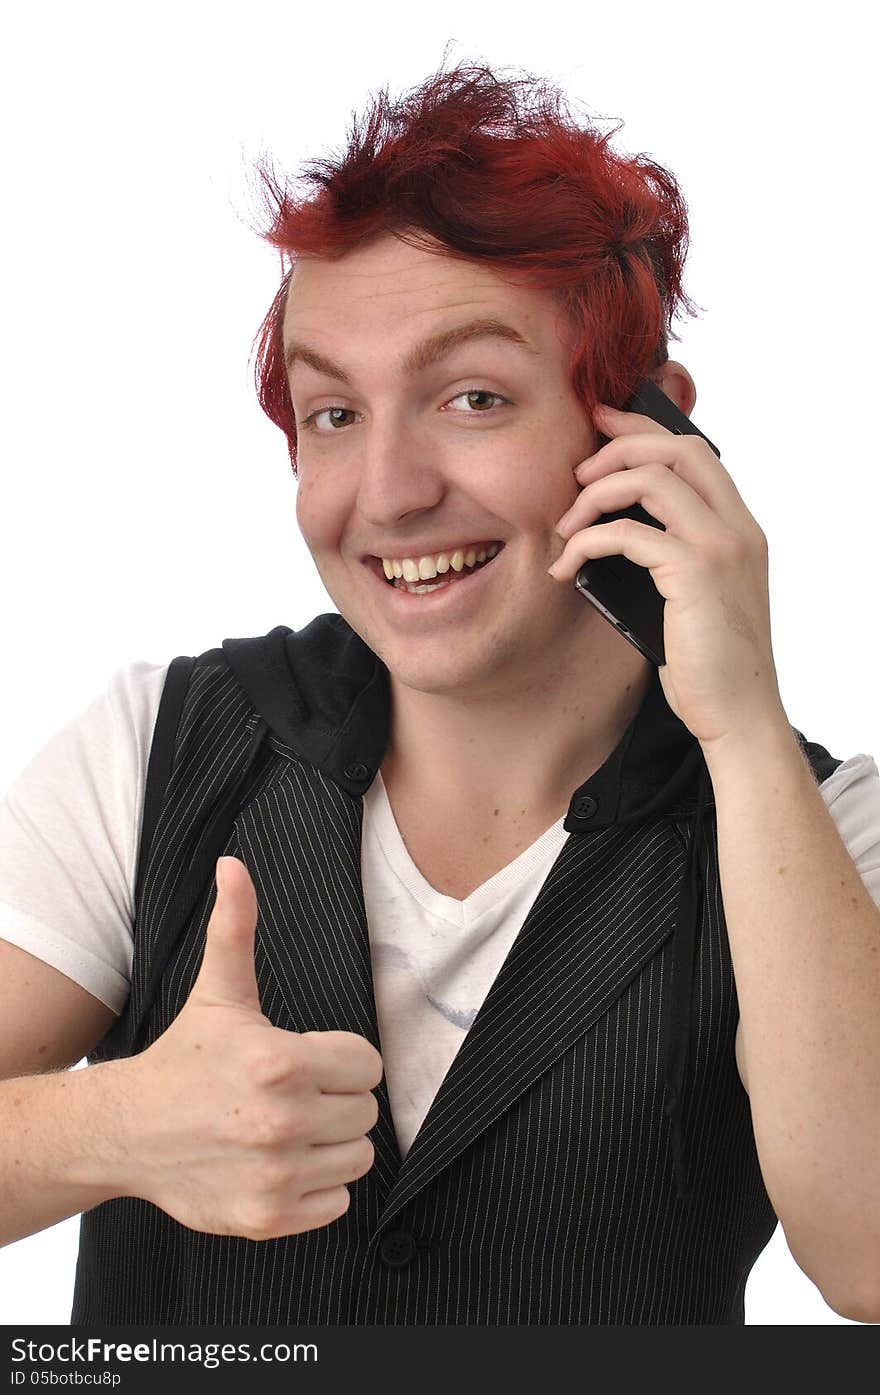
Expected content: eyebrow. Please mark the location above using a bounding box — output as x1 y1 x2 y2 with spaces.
283 317 540 384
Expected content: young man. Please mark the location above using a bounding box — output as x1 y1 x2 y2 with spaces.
2 61 879 1326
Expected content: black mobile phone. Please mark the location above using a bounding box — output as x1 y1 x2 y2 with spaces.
573 378 721 666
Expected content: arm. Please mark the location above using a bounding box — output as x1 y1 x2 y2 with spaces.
0 1060 134 1248
0 940 134 1247
703 714 880 1324
546 392 880 1320
1 861 381 1250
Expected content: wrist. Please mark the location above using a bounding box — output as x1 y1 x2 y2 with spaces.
700 703 797 776
64 1058 144 1203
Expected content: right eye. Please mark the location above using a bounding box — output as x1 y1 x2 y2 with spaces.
300 406 359 433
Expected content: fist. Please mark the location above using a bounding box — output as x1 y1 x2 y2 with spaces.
119 855 384 1241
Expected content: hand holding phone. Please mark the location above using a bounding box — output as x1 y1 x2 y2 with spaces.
573 379 721 666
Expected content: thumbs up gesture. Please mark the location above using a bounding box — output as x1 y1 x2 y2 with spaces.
119 856 384 1241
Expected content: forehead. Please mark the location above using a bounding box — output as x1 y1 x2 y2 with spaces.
281 232 563 347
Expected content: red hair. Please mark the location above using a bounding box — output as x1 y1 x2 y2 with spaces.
249 55 703 477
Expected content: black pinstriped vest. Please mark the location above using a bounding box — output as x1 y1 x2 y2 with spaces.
70 616 842 1325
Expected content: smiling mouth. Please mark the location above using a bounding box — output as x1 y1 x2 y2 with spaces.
369 544 505 590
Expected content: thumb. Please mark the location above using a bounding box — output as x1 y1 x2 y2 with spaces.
191 856 263 1014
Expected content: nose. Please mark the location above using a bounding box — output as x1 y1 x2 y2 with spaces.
355 415 447 526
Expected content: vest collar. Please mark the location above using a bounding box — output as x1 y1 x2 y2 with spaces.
222 613 712 827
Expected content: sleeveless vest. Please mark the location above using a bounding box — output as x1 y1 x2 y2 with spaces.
70 616 842 1324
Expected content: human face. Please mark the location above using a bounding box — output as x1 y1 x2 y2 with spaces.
284 231 604 698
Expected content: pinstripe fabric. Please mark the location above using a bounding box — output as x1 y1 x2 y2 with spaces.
72 638 783 1325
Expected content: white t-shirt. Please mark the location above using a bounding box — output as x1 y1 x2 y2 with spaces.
2 662 880 1157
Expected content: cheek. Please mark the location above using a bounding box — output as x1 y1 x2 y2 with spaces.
508 417 596 522
294 477 311 534
496 467 580 531
294 475 341 550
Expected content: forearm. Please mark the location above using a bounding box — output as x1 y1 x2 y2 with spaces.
0 1061 133 1248
703 714 880 1321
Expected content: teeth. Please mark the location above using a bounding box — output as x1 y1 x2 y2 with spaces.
381 542 499 582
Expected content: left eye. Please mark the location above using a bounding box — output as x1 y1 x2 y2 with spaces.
444 389 508 414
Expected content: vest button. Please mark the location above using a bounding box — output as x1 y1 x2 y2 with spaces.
572 795 598 819
344 762 371 783
378 1230 418 1268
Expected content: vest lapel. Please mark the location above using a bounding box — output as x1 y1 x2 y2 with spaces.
375 813 687 1229
237 753 404 1194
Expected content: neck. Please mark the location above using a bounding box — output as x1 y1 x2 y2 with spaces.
380 617 654 822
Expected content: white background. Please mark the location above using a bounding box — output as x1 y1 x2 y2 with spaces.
1 0 876 1326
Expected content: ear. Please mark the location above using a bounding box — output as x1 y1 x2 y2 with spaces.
650 361 697 418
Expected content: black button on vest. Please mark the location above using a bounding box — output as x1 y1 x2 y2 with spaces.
378 1230 418 1268
572 794 598 820
344 761 371 783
